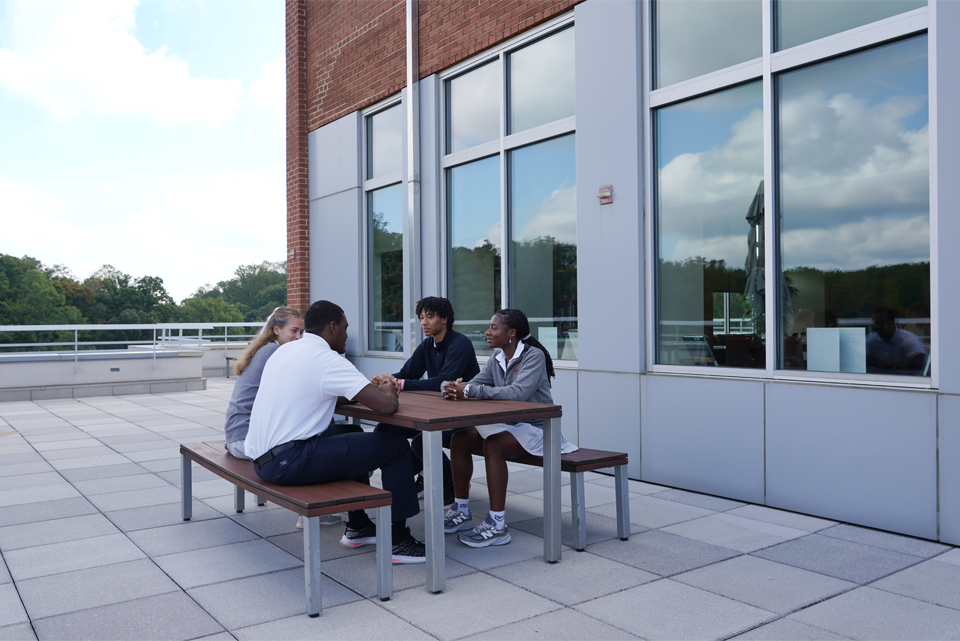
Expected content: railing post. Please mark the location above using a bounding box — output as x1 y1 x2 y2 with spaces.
153 328 157 370
74 329 78 373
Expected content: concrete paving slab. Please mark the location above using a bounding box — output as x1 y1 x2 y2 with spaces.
791 586 960 640
527 482 632 509
31 591 224 641
155 466 220 487
153 539 302 589
108 440 178 454
0 561 10 585
0 462 55 478
38 446 116 461
322 548 477 598
48 453 131 471
127 518 259 557
819 524 950 558
935 548 960 566
0 623 36 640
86 485 181 512
0 453 44 467
124 447 181 463
15 558 179 619
188 478 235 500
728 505 837 533
0 473 66 492
266 525 376 563
577 578 775 640
593 494 714 529
731 617 850 640
754 534 923 585
104 501 223 532
56 463 149 483
871 558 960 611
0 514 120 551
511 511 647 549
0 583 28 627
31 440 101 453
0 445 36 456
489 548 658 606
655 488 747 512
95 434 168 446
4 533 145 581
229 506 311 538
0 484 80 509
460 607 640 641
590 529 740 577
233 598 435 641
138 458 182 473
71 473 170 496
444 524 561 572
662 512 809 553
0 497 97 528
674 555 855 615
379 571 560 640
189 567 362 629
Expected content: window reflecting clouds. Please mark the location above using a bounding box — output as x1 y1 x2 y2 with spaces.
508 27 575 134
654 0 761 88
447 62 500 154
777 0 925 51
778 36 929 376
369 185 404 351
368 105 402 179
656 83 764 368
448 156 501 356
510 134 577 361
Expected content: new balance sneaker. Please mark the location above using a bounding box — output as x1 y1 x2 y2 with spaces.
443 508 474 534
391 528 426 564
339 522 377 548
296 513 343 529
458 515 511 548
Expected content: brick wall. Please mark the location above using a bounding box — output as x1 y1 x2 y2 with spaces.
286 0 310 313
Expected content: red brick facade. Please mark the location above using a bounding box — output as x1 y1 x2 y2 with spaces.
287 0 581 307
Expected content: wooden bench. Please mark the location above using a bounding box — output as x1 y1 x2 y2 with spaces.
472 446 630 551
180 441 393 617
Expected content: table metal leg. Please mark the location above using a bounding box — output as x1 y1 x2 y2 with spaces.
181 454 192 521
376 504 393 601
615 464 630 540
234 486 245 513
422 430 445 592
543 416 562 562
571 471 586 551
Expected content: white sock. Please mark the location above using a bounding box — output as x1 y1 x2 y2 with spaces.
489 510 505 530
456 499 470 516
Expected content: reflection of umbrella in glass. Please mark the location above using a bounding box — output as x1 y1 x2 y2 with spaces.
744 180 793 335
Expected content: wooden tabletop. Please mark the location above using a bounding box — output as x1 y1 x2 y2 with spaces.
335 390 562 431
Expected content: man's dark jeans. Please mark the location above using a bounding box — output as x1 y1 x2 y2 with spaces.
373 423 462 489
255 425 419 522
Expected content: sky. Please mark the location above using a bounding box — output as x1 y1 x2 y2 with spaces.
0 0 285 302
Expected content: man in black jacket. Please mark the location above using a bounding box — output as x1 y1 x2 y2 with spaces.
372 297 480 506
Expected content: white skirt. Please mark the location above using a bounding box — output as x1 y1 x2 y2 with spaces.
474 422 578 456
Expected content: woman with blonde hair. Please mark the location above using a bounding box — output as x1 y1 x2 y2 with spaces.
225 306 304 459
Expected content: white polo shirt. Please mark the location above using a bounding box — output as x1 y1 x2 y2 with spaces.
244 332 370 461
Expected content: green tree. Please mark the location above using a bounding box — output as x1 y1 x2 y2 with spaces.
177 297 244 323
188 261 286 321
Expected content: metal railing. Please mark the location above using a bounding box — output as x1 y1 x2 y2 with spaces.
0 322 264 373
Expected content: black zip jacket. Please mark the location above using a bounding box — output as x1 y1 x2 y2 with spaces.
393 329 480 391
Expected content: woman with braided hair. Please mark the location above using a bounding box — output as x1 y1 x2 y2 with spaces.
441 308 578 547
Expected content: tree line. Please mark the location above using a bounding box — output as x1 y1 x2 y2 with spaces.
0 253 287 346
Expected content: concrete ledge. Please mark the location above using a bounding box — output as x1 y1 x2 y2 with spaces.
0 378 207 402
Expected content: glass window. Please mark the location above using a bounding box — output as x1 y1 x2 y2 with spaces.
369 185 404 352
446 62 500 154
508 27 575 134
510 134 577 360
654 0 761 88
777 0 925 51
368 104 403 179
655 82 764 368
448 156 501 356
777 36 929 377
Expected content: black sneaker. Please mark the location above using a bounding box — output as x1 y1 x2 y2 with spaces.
415 475 424 499
340 523 377 548
391 528 426 564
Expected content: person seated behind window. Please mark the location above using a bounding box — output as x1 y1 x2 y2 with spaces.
441 308 578 548
866 307 927 375
372 296 480 507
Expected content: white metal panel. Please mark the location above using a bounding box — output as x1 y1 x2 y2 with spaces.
309 112 361 201
579 371 641 479
574 0 644 374
939 393 960 544
641 374 765 503
766 382 937 539
551 368 579 446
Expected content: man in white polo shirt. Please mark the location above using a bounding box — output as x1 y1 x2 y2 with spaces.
245 300 424 563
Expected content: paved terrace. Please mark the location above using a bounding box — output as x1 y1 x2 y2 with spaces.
1 379 959 641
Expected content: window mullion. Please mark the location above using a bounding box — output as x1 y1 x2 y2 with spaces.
763 0 776 377
499 50 509 311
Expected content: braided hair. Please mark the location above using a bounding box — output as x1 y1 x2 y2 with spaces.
494 308 555 380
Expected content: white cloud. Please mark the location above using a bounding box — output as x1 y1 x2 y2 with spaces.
0 171 285 301
248 55 285 114
0 0 242 127
516 184 576 244
782 214 929 271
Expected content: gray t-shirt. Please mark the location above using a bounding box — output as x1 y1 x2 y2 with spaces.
224 341 279 445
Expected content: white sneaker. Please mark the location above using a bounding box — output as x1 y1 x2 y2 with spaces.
296 513 344 529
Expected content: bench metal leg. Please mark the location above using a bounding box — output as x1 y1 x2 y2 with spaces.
615 464 630 541
234 486 245 513
570 472 587 551
376 504 393 601
423 430 445 592
181 455 192 521
543 417 562 563
304 515 322 617
256 495 266 506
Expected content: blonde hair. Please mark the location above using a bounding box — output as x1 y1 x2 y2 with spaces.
233 306 303 376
